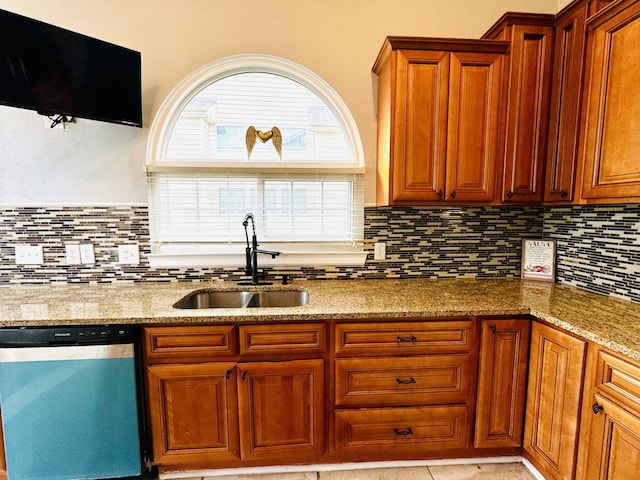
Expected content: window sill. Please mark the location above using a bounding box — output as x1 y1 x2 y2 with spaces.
147 243 367 269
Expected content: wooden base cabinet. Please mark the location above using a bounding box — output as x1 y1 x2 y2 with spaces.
523 321 586 480
144 317 539 472
146 362 240 466
333 319 477 460
577 348 640 480
143 324 327 470
475 318 530 448
236 359 325 462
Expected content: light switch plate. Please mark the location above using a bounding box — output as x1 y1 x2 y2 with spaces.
80 244 95 264
15 245 44 265
117 244 140 265
374 242 386 261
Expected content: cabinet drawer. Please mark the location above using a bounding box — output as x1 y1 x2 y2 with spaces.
593 349 640 409
335 320 473 356
335 355 472 406
335 405 469 457
143 325 236 361
239 323 326 356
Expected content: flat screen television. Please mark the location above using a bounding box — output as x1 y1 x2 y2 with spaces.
0 8 142 127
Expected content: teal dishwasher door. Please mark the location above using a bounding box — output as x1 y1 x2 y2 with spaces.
0 343 142 480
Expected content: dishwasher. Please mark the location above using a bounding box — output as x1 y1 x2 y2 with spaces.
0 325 147 480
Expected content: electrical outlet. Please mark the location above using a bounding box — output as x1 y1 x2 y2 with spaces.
117 244 140 265
80 244 95 264
65 244 82 264
374 242 386 261
15 245 44 265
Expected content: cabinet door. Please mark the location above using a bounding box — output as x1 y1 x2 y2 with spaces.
146 362 239 466
391 49 449 203
446 51 503 202
524 321 586 480
544 2 587 203
583 393 640 480
237 359 324 462
580 0 640 201
501 24 554 203
475 318 530 448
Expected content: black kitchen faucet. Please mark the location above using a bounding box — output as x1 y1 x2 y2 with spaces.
241 213 281 285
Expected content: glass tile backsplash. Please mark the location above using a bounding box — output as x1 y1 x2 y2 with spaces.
1 204 638 303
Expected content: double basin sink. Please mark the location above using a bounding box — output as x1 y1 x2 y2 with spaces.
174 289 310 309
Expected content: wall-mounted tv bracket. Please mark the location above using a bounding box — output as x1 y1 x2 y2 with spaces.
44 114 75 129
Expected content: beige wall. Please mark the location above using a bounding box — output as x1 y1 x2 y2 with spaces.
0 0 559 205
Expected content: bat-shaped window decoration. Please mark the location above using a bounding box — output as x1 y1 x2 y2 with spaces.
245 126 282 160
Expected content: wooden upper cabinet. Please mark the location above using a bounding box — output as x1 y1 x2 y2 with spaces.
373 37 508 205
544 1 588 203
523 321 587 480
484 14 555 204
579 0 640 202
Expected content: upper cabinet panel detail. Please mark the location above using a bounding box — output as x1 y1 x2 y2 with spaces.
580 0 640 201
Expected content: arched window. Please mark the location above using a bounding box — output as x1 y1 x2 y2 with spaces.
146 55 365 268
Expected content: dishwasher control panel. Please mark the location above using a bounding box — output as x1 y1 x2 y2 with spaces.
0 325 137 346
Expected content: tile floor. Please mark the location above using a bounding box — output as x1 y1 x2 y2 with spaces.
160 462 537 480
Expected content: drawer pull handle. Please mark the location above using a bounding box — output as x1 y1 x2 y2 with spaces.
396 377 416 385
398 335 417 343
593 403 604 415
394 428 414 436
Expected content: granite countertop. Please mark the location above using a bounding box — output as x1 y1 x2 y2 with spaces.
0 278 639 361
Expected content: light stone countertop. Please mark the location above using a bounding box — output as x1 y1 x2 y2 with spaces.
0 278 639 361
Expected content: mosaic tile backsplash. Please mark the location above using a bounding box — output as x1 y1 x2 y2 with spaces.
0 204 638 303
544 204 640 304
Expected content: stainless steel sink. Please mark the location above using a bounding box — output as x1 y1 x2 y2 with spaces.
173 290 253 309
173 289 309 309
246 290 310 308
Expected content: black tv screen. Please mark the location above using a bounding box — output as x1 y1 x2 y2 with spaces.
0 9 142 127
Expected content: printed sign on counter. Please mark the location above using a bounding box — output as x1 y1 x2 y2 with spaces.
521 239 556 282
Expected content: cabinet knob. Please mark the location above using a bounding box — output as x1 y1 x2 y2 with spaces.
225 369 231 380
437 189 443 199
489 324 497 334
394 428 414 436
560 189 568 199
451 190 456 199
592 402 604 415
506 191 514 199
241 370 247 381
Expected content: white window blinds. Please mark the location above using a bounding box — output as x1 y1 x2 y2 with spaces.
145 55 365 266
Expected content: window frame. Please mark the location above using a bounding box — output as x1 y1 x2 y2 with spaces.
145 54 366 268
